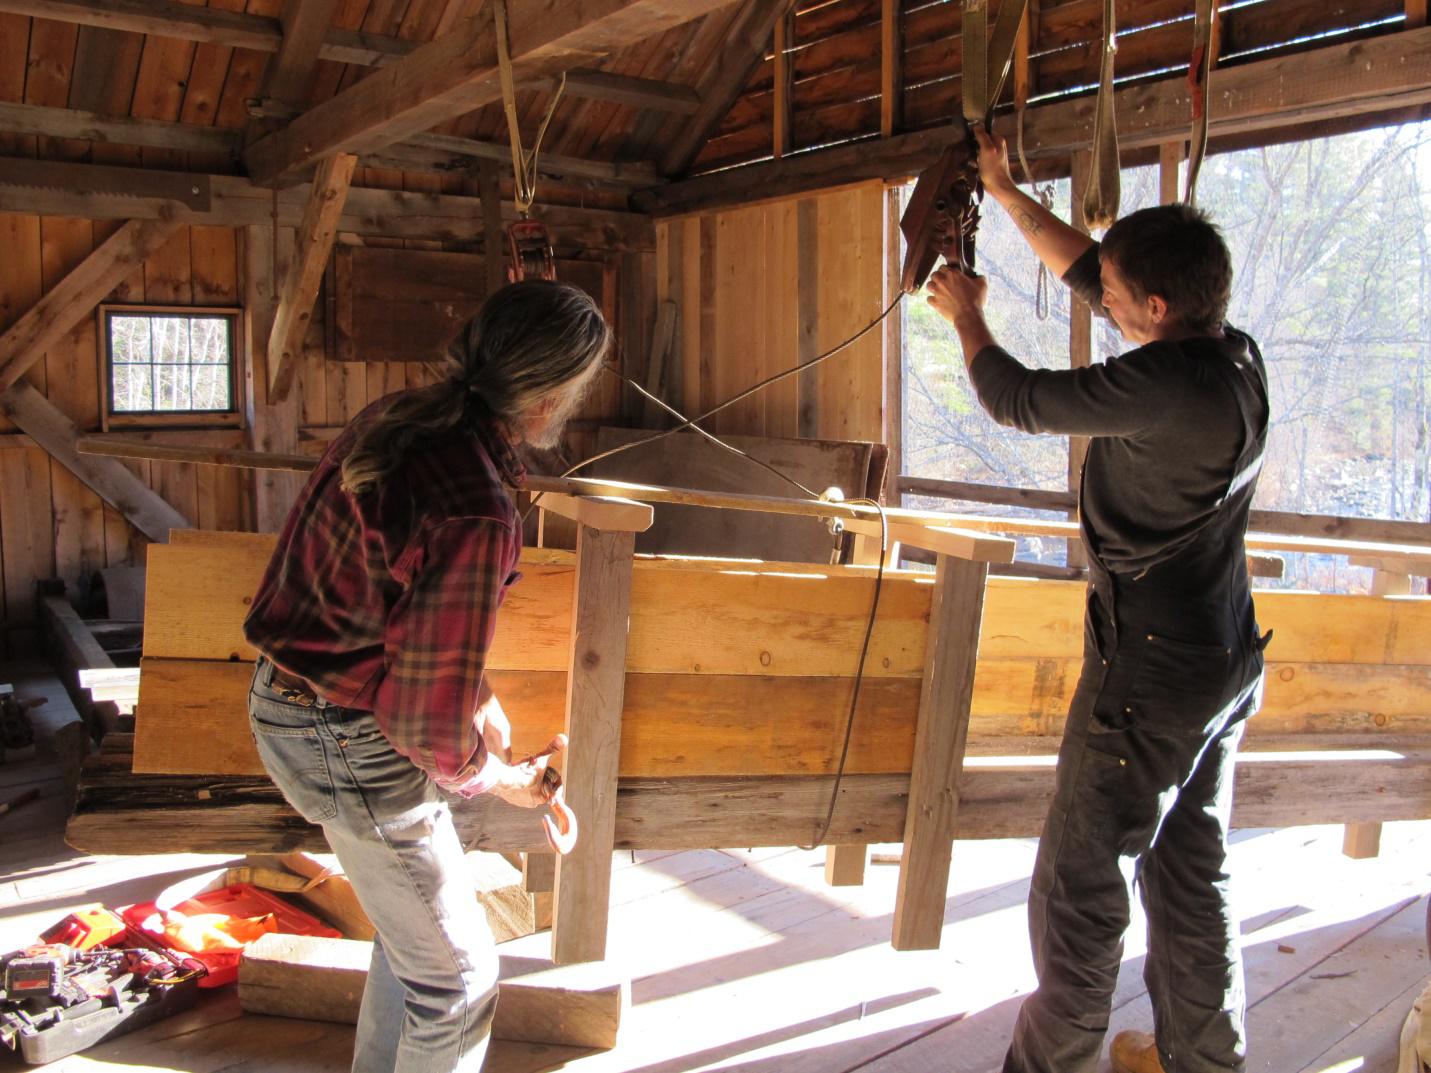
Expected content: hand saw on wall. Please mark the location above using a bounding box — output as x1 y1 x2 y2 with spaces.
0 158 212 213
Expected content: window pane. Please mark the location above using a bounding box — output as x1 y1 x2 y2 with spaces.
191 365 231 410
154 363 189 410
901 178 1074 492
152 317 190 364
190 318 229 364
111 362 153 412
1196 122 1431 590
109 316 151 364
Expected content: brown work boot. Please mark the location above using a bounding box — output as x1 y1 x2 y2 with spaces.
1110 1030 1166 1073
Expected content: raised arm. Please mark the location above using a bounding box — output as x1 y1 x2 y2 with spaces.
976 125 1094 278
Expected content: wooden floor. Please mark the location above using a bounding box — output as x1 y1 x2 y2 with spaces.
4 748 1430 1072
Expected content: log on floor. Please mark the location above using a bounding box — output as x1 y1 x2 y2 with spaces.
238 933 626 1049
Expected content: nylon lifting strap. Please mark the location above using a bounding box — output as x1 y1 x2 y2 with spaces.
1184 0 1218 205
1082 0 1120 230
492 0 565 217
961 0 1029 128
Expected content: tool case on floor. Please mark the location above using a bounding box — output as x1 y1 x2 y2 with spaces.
0 939 206 1064
122 881 340 988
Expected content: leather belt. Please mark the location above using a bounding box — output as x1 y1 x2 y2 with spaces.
269 665 321 707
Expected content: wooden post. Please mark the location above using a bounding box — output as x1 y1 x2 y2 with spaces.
1065 150 1093 570
1159 141 1185 205
773 9 794 159
880 0 903 138
553 524 637 965
1343 565 1413 859
891 551 991 950
267 152 357 401
244 225 303 533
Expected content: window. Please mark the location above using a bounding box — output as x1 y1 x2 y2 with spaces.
898 120 1431 591
100 305 241 426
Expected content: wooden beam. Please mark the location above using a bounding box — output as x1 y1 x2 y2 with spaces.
259 0 341 113
267 152 356 401
539 494 654 533
553 526 635 965
0 217 180 394
244 225 303 533
880 0 902 138
529 69 701 114
1066 150 1093 570
0 2 699 112
0 101 237 157
407 132 661 188
0 383 189 542
892 552 989 950
842 517 1014 563
0 102 660 192
477 160 506 295
0 158 655 252
658 0 797 177
245 0 735 186
635 26 1431 216
772 9 794 159
1410 0 1428 28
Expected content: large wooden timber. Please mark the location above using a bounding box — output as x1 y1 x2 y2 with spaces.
0 159 654 253
242 0 737 185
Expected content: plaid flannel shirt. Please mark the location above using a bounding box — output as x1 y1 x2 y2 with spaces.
243 390 525 797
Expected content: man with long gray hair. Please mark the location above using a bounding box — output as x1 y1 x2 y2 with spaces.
243 280 611 1073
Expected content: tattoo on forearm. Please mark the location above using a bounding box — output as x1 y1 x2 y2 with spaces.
1014 209 1045 236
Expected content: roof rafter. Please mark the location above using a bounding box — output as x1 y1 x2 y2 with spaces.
242 0 737 187
0 0 704 113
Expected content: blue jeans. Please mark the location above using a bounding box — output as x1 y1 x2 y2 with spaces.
1003 618 1264 1073
248 660 498 1073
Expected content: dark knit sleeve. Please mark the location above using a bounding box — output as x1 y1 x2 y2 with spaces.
1060 242 1110 321
968 342 1181 438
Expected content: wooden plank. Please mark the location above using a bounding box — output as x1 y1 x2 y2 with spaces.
880 0 902 137
267 152 356 401
773 8 794 158
244 0 735 185
0 100 238 155
0 382 188 542
659 0 797 176
893 554 989 950
72 743 1431 857
553 526 635 965
796 197 820 438
539 494 654 533
0 218 180 394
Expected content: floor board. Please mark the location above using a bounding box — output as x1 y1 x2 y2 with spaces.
3 726 1429 1073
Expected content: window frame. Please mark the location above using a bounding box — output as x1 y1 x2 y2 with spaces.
97 303 245 430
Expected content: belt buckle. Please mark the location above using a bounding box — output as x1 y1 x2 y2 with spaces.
279 686 315 707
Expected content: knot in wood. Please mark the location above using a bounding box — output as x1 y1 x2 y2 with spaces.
582 650 600 668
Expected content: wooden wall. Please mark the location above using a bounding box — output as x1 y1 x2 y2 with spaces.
0 217 252 654
653 180 888 447
0 205 642 655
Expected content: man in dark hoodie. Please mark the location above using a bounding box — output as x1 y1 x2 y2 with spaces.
926 128 1271 1073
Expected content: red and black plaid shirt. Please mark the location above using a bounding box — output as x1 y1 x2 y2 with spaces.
243 389 525 797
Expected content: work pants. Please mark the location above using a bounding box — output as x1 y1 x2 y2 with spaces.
248 660 498 1073
1002 618 1264 1073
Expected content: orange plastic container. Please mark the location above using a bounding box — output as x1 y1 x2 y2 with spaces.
121 883 340 988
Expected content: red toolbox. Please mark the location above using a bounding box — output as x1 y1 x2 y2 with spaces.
121 882 340 988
